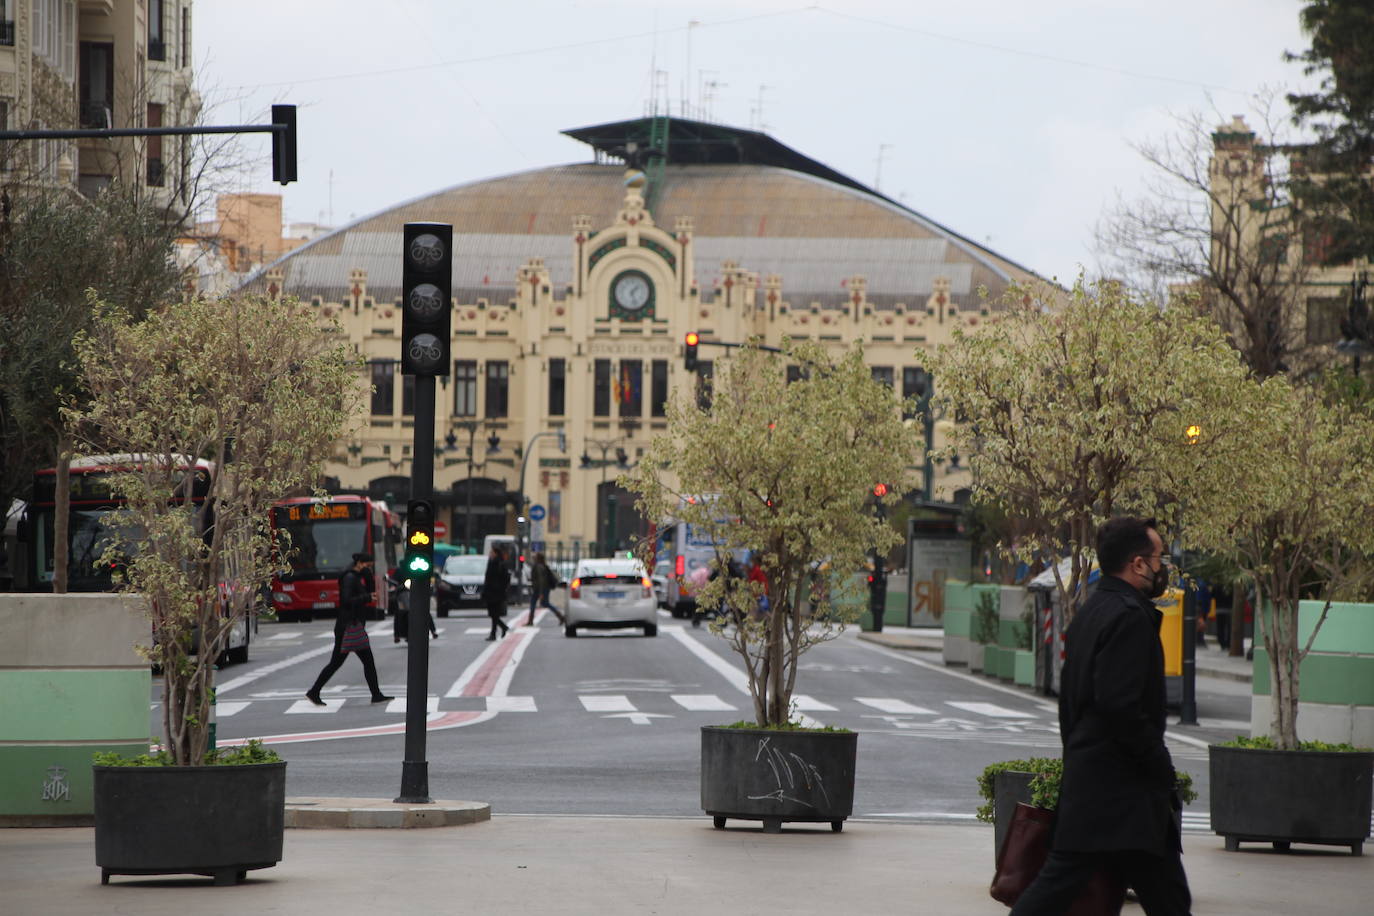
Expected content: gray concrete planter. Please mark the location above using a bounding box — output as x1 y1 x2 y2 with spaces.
94 761 286 885
700 726 856 833
1209 744 1372 855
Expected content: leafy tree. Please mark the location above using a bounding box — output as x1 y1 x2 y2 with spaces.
1286 0 1374 267
625 341 919 727
1181 379 1374 749
67 295 363 765
0 186 186 590
927 276 1257 624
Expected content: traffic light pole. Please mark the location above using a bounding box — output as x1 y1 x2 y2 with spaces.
397 376 435 803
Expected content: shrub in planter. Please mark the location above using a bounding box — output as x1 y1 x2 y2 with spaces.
1208 737 1372 855
93 740 286 885
67 295 361 884
976 757 1197 862
628 341 918 832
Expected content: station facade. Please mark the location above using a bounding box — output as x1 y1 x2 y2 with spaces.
246 118 1043 554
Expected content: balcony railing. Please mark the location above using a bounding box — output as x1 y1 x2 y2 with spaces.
0 21 16 46
148 38 166 61
147 157 164 187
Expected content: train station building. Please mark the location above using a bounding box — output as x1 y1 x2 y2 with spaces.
244 117 1044 554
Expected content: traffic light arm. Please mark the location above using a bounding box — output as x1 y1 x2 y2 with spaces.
0 105 298 185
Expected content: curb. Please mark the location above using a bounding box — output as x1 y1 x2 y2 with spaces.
285 797 491 829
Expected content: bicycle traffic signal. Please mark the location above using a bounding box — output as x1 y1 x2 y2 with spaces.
400 222 452 376
684 331 699 371
403 499 436 576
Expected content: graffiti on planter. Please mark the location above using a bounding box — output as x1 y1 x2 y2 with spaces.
747 737 831 808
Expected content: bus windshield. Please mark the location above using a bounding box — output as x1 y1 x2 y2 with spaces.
270 503 367 580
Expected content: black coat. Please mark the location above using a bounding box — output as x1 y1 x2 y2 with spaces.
481 555 510 608
1053 575 1177 854
336 567 370 632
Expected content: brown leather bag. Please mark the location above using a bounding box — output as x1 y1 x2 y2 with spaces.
990 803 1126 915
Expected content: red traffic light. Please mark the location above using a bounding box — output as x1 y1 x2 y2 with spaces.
873 483 889 497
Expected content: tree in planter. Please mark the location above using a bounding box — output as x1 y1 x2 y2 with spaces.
927 275 1258 625
68 294 362 765
1181 379 1374 749
625 340 919 726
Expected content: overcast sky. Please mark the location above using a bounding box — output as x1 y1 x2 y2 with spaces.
193 1 1316 284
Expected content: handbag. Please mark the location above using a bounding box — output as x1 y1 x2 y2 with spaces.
341 622 371 653
990 803 1126 915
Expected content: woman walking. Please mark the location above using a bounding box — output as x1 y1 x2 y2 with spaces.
306 553 392 705
482 544 511 640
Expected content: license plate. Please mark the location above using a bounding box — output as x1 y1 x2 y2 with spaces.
599 590 624 599
463 586 479 595
312 602 332 609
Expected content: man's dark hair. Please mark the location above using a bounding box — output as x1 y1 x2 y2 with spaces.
1096 517 1158 575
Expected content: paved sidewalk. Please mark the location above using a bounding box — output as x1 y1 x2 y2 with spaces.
4 815 1368 915
856 626 1256 683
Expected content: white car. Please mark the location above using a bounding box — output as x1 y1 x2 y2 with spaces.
565 557 657 637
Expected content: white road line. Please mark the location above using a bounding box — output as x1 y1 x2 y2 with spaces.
791 694 837 711
215 642 336 696
266 631 303 640
487 696 537 712
385 696 438 714
672 694 737 711
464 626 490 635
215 701 250 717
945 701 1036 719
285 698 343 714
857 697 937 715
580 695 636 712
664 626 826 728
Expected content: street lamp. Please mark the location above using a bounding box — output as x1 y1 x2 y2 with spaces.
1337 269 1372 377
911 369 937 501
582 436 624 552
516 429 567 578
452 420 500 553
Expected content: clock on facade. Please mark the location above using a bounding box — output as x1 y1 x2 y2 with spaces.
610 270 654 318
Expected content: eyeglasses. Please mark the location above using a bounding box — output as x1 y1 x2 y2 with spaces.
1138 553 1171 566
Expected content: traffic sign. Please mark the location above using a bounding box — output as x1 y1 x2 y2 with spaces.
434 520 448 540
529 504 546 521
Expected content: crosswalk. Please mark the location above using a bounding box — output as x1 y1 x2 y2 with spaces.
211 692 1045 721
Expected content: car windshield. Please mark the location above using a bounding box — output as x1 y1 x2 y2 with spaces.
576 559 646 579
443 555 487 576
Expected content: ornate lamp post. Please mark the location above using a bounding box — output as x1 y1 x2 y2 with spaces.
451 420 500 554
1337 268 1371 377
581 436 623 552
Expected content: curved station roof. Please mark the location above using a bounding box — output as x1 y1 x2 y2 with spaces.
248 117 1039 310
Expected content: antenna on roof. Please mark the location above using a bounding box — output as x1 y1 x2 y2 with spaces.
874 144 892 192
750 85 772 132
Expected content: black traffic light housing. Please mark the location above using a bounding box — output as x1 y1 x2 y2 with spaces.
401 223 453 376
684 331 699 371
403 499 436 577
271 104 297 185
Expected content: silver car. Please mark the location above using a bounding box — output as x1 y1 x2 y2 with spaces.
435 554 488 616
566 557 657 637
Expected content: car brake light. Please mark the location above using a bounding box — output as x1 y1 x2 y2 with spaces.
570 578 581 599
675 555 684 577
641 577 652 598
605 573 618 578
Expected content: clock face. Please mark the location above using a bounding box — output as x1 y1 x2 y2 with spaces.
613 272 652 311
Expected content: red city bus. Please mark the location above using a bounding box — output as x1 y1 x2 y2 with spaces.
267 496 401 622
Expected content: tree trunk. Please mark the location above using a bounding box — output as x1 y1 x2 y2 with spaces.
52 441 71 593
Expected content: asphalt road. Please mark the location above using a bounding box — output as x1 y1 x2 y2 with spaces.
179 595 1252 828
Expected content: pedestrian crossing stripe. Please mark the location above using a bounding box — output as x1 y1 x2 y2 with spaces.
945 701 1036 719
213 693 1049 719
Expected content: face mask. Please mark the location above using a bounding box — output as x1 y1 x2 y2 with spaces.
1147 562 1169 599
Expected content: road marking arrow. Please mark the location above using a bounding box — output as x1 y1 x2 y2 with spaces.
601 712 674 725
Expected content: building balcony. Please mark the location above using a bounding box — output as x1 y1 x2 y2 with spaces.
0 21 15 46
148 39 166 62
79 101 111 129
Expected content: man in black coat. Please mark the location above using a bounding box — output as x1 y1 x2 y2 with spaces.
1011 517 1191 915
